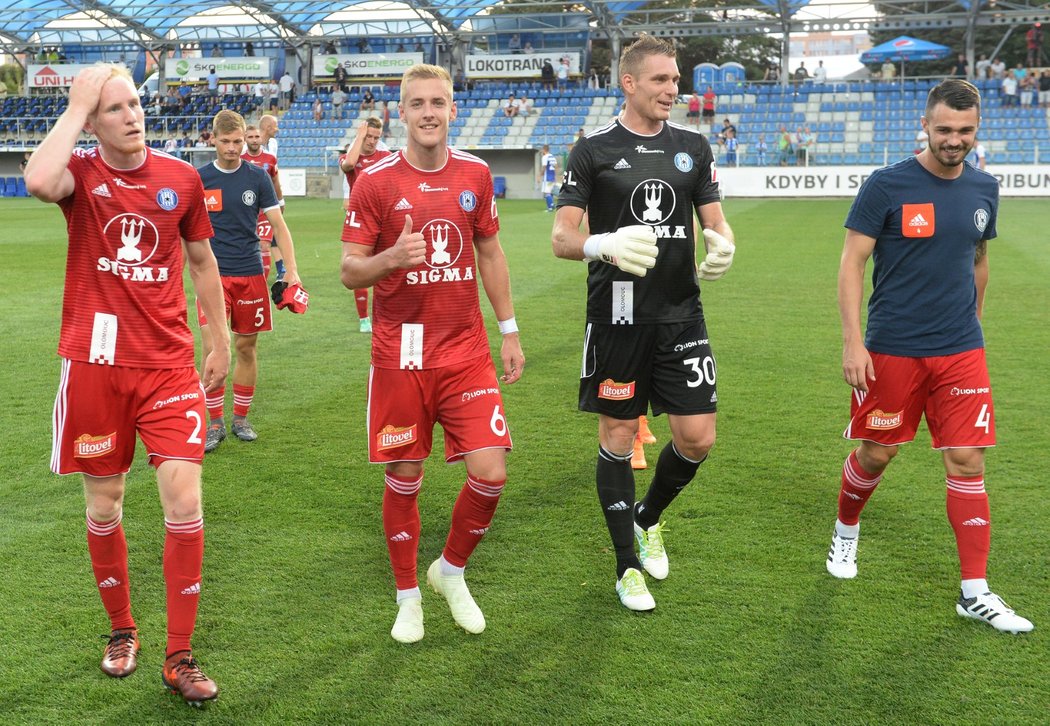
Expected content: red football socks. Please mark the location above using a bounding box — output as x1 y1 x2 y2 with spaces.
164 518 204 657
946 475 991 580
86 511 135 632
383 471 422 590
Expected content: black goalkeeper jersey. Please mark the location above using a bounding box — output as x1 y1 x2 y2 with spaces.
558 119 721 325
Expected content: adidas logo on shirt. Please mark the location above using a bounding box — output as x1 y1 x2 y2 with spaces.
606 501 630 511
98 577 121 588
962 517 990 526
394 198 413 211
613 158 632 170
180 582 201 596
389 531 413 542
908 213 929 228
91 183 112 198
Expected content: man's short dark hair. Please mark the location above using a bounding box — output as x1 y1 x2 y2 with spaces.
925 79 981 117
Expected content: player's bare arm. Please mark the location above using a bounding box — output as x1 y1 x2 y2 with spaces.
24 66 113 202
974 239 989 320
185 239 230 392
341 214 426 289
838 229 878 391
476 233 524 385
340 123 369 172
551 205 589 260
263 205 300 286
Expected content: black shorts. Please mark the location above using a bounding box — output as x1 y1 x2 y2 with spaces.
578 319 717 419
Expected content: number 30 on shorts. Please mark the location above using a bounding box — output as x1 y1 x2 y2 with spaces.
683 356 716 388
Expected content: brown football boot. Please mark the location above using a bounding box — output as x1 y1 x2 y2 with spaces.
162 651 219 706
100 629 139 678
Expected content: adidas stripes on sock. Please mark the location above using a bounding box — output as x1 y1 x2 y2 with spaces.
636 442 704 530
837 450 883 525
946 475 991 581
597 446 641 578
86 510 135 632
164 517 204 657
383 470 422 591
443 474 505 568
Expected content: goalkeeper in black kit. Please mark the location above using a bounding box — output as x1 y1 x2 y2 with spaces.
551 33 736 612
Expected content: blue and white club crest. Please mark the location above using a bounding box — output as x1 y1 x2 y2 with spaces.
156 188 178 211
459 190 477 212
242 190 257 206
973 208 989 233
674 153 693 173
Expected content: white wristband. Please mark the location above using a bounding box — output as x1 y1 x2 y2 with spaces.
498 317 519 335
582 233 605 261
278 198 286 208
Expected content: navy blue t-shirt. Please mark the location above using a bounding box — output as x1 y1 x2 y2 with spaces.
845 156 997 357
197 161 279 276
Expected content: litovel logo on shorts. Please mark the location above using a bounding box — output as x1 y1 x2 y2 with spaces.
377 424 417 450
74 432 117 458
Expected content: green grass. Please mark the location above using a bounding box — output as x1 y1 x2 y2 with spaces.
0 196 1047 723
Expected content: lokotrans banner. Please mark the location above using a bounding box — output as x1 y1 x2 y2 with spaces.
170 57 271 81
315 53 423 79
28 63 129 88
465 52 581 79
718 165 1050 197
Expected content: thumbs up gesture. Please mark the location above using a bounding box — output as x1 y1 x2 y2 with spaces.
391 214 427 269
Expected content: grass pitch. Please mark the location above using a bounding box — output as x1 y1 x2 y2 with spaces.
0 196 1046 723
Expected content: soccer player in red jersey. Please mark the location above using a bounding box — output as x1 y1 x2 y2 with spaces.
197 110 302 452
241 124 283 278
339 117 391 333
340 64 525 643
828 79 1033 634
257 113 287 280
24 64 228 705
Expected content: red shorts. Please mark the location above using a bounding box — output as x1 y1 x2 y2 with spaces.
196 275 272 334
52 359 206 476
367 354 512 464
845 348 995 449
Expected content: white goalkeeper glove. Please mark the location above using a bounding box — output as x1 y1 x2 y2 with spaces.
582 225 659 277
698 228 735 281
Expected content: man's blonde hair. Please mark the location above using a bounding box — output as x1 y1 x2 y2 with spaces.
365 116 383 130
399 64 453 103
619 34 677 80
96 61 134 84
213 109 246 136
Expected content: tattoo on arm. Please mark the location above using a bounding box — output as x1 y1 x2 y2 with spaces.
974 239 987 265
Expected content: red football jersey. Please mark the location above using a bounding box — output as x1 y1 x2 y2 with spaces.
341 148 393 193
57 147 213 369
242 149 280 242
342 149 500 370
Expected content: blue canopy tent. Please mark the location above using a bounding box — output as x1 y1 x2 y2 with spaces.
860 35 952 79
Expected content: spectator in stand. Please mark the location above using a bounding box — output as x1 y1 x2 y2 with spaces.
396 43 407 53
724 128 738 166
524 42 535 55
754 134 768 166
313 96 324 121
245 42 255 57
990 57 1006 80
813 60 828 84
557 57 570 90
763 63 780 82
1020 72 1036 108
702 85 716 124
508 34 521 54
1001 73 1018 107
881 60 897 80
1027 23 1043 68
974 54 991 81
1039 69 1050 108
163 136 179 156
968 142 987 170
211 45 223 58
915 127 929 154
164 86 181 114
360 88 375 112
334 64 348 93
717 117 736 146
951 54 969 79
206 66 219 97
1012 63 1027 82
178 82 193 106
686 92 700 123
541 59 556 90
279 71 294 110
197 127 214 146
777 125 794 166
252 80 265 107
518 94 532 117
589 68 601 90
268 79 279 110
331 87 347 119
792 61 809 91
260 79 272 109
501 93 518 118
414 41 425 54
796 125 814 165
